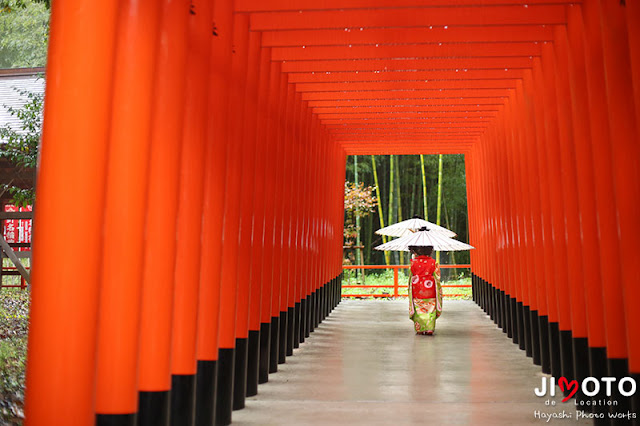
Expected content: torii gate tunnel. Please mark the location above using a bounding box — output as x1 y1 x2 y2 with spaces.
24 0 639 425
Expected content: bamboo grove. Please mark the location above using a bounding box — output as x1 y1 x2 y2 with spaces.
344 154 470 267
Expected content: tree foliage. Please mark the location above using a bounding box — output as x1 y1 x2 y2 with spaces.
0 0 50 68
0 85 42 206
343 182 377 246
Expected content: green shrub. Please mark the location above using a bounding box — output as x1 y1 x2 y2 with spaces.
0 289 29 425
341 269 472 300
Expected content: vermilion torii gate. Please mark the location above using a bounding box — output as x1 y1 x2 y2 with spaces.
23 0 639 425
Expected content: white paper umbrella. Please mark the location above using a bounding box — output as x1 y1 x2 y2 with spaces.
374 229 474 252
376 217 456 238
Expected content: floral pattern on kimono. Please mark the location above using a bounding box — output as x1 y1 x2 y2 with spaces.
408 255 442 333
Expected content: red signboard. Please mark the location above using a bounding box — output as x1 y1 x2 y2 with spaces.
3 204 32 250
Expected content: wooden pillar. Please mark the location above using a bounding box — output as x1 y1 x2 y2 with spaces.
276 84 297 365
246 46 272 398
535 50 571 378
559 11 605 397
25 1 120 424
258 60 282 384
215 12 250 425
598 0 639 411
232 25 262 413
94 1 162 424
193 0 232 423
549 29 587 384
137 2 190 424
170 0 213 423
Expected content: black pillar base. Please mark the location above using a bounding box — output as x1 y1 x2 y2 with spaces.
559 330 574 383
607 358 631 422
498 290 505 332
307 294 314 335
588 346 608 419
523 305 532 357
97 414 136 426
538 315 551 374
170 374 196 426
517 301 525 349
195 360 217 426
138 391 170 426
258 322 270 384
314 290 320 329
278 311 287 364
571 337 589 407
286 307 295 356
299 298 307 343
631 373 640 426
215 348 235 426
489 285 495 321
549 322 562 378
293 302 301 349
504 292 511 337
232 338 247 410
510 297 518 344
269 316 279 373
530 310 541 366
246 330 260 397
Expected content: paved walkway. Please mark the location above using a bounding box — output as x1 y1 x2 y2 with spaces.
233 300 592 425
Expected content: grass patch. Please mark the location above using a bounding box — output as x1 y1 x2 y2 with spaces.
0 288 29 425
341 269 472 300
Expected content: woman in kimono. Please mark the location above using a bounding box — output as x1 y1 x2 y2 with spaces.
408 245 443 335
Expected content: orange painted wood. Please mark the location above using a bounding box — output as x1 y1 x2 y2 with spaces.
579 0 623 354
263 26 553 47
260 61 283 325
552 25 588 338
308 98 504 107
235 29 263 340
315 105 500 114
539 47 573 331
272 42 541 61
282 57 534 72
138 0 191 392
94 0 162 414
528 60 559 324
328 124 489 131
218 14 251 349
196 0 234 362
24 1 120 424
250 6 566 31
598 0 638 361
248 47 272 332
564 7 604 346
301 89 511 101
237 0 578 12
322 118 492 124
172 0 215 374
296 80 518 92
290 69 525 83
520 71 547 317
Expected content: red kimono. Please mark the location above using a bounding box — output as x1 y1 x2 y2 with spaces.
410 255 437 300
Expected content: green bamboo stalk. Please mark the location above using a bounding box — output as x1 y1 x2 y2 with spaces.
420 154 428 220
389 155 396 264
371 155 390 265
354 155 361 267
395 155 404 264
436 154 443 263
444 198 456 274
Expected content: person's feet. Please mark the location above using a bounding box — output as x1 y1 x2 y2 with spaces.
417 330 434 335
